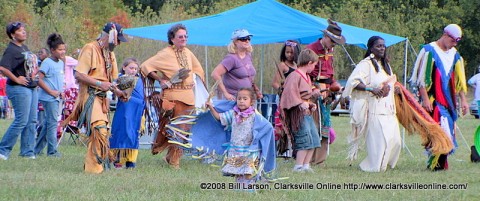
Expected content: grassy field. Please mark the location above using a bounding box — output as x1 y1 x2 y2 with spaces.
0 114 478 201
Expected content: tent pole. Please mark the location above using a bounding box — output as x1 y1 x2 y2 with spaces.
402 38 414 158
407 39 418 57
403 38 408 86
260 45 265 94
340 44 356 68
205 46 209 87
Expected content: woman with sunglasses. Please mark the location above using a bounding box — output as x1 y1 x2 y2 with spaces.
410 24 468 171
212 29 262 101
141 23 205 169
0 22 39 160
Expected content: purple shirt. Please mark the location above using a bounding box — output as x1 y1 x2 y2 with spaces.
220 53 256 95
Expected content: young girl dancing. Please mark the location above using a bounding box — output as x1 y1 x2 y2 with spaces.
280 49 321 172
206 88 275 190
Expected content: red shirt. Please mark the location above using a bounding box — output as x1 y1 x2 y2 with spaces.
0 77 7 96
306 40 336 83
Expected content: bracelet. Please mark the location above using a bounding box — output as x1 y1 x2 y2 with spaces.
95 81 101 87
365 87 373 91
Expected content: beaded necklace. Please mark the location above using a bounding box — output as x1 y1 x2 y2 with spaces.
173 46 189 69
100 45 113 82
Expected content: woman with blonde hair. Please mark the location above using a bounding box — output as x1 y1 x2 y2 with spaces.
212 29 262 100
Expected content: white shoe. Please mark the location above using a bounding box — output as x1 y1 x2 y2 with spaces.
0 153 7 160
26 156 36 159
303 167 315 173
292 166 303 172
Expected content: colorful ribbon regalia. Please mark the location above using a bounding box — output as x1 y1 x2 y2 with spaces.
166 100 279 181
393 82 454 167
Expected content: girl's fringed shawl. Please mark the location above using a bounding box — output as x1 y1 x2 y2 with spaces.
393 82 454 155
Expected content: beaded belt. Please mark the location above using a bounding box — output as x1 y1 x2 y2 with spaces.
170 83 194 90
225 156 259 168
88 87 107 98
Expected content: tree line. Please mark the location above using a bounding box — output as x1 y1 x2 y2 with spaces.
1 0 478 91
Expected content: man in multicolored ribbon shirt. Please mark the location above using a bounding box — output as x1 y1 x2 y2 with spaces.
65 22 128 173
305 19 346 167
410 24 468 171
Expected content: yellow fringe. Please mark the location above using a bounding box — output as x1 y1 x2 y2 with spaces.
111 149 138 164
429 155 440 171
168 140 192 148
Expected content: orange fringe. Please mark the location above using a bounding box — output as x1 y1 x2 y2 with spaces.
91 122 112 163
394 82 453 155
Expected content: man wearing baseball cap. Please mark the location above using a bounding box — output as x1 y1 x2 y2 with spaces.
64 22 128 173
410 24 467 171
305 19 346 167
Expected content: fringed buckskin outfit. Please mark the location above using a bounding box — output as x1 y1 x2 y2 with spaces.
141 46 204 169
65 41 118 173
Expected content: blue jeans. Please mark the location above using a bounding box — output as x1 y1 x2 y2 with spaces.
35 100 60 156
477 100 480 114
293 115 321 150
0 85 38 157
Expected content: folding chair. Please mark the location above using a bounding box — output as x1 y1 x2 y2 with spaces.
57 108 87 147
256 94 278 124
58 124 87 147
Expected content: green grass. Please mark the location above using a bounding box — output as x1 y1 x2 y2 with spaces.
0 115 479 201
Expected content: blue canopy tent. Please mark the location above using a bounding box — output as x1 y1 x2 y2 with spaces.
127 0 414 153
124 0 410 89
124 0 406 48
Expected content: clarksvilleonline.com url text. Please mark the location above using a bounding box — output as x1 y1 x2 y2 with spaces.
199 182 468 191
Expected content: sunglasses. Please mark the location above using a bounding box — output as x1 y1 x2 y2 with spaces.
446 33 461 42
237 37 251 42
329 37 337 44
8 22 22 34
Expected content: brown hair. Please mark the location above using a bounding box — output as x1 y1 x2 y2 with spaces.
297 49 318 67
237 87 256 105
167 24 187 45
120 57 139 74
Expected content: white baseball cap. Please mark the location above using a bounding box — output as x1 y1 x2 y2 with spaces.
231 29 253 40
444 24 462 42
